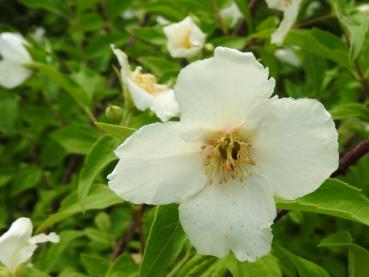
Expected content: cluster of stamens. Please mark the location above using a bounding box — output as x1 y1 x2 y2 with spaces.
181 31 193 49
201 134 255 185
131 67 166 94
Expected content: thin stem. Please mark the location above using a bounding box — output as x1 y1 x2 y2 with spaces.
297 13 333 28
111 205 144 260
210 0 227 35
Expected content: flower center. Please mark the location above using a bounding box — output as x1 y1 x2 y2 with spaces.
181 31 193 49
282 0 292 7
131 68 166 94
201 134 255 185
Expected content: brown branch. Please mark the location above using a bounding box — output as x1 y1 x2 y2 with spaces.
234 0 261 36
111 205 144 260
332 138 369 177
276 137 369 222
211 0 227 35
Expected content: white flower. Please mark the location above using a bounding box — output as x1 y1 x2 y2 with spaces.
266 0 302 45
156 16 171 26
275 48 301 67
357 4 369 15
220 2 243 27
0 32 33 89
111 46 179 121
108 47 338 261
163 16 206 58
0 217 59 273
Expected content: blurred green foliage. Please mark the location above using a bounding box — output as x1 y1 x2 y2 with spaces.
1 0 369 276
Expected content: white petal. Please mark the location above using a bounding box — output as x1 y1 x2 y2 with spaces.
126 77 154 111
248 98 338 200
163 17 206 58
150 90 180 121
29 232 60 244
111 45 130 79
179 176 276 262
0 60 32 89
220 3 243 27
270 0 301 45
108 122 207 205
175 47 275 132
0 33 32 64
275 48 301 67
0 218 33 272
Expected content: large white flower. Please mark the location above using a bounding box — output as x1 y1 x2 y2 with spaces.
0 32 33 89
0 217 59 273
112 46 179 121
108 47 338 261
266 0 302 45
163 16 206 58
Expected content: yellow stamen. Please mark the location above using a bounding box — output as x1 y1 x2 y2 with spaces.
181 31 193 49
131 68 166 94
201 134 255 185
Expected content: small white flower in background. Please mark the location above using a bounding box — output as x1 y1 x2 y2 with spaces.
0 32 33 89
156 16 171 26
163 16 206 58
0 217 59 273
121 9 136 20
32 27 46 42
111 46 179 121
275 48 301 67
220 2 243 27
357 4 369 15
266 0 302 45
108 47 338 261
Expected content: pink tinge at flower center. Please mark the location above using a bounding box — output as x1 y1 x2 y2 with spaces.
201 134 255 185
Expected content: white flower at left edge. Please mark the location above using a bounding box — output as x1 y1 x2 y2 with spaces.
108 47 338 262
0 217 59 273
0 32 33 89
266 0 302 45
111 46 179 121
163 16 206 58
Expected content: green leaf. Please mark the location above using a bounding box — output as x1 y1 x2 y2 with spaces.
31 63 91 107
137 56 180 80
226 254 282 277
80 254 110 277
106 254 138 277
329 0 369 60
330 103 369 122
78 135 118 207
36 185 122 232
348 244 369 277
0 93 19 135
36 230 85 272
51 124 99 155
277 179 369 227
10 164 42 196
96 122 136 141
138 204 186 277
285 29 351 68
18 0 67 17
319 231 353 247
280 248 329 277
319 232 369 277
128 26 166 45
176 255 221 277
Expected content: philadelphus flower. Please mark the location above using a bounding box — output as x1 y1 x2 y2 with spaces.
275 48 301 67
0 217 59 273
357 4 369 15
220 2 243 27
0 32 33 89
108 47 338 261
112 46 179 121
266 0 302 45
163 16 206 58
